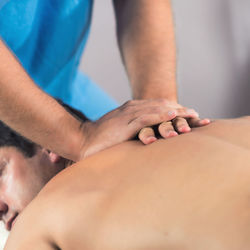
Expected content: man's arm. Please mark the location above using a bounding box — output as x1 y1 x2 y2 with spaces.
113 0 210 141
0 40 84 161
113 0 177 101
0 39 197 160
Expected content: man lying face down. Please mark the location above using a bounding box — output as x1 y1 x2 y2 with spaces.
0 123 72 232
4 116 250 250
0 102 87 232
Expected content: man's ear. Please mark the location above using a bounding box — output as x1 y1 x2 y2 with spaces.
48 151 61 163
41 148 62 163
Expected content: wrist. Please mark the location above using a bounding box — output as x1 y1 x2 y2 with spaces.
133 90 178 103
132 80 178 102
75 121 94 161
58 116 89 162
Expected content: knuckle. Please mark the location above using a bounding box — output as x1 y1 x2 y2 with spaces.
140 127 153 133
168 109 177 117
138 115 150 126
160 121 174 129
162 120 173 125
139 127 154 137
177 121 188 128
176 117 186 122
176 116 187 123
163 111 175 121
173 117 186 126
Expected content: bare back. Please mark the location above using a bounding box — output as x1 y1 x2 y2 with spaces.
5 117 250 250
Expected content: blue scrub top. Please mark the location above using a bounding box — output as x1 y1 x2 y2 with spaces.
0 0 118 120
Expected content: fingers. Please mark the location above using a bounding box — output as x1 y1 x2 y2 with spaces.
130 110 177 132
124 100 200 130
138 127 157 144
172 117 191 133
158 121 178 138
139 121 179 144
123 100 198 119
138 117 211 145
187 117 211 127
119 99 210 142
168 117 211 135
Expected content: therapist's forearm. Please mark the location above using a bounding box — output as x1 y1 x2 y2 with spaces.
114 0 177 101
0 40 84 161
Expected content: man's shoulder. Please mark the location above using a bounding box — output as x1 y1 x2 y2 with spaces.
28 165 112 248
5 196 58 249
7 162 111 249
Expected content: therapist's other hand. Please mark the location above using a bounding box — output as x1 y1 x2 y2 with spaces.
80 99 199 158
138 101 210 144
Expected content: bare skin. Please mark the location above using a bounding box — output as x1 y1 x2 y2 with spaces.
0 1 209 161
113 0 210 139
4 116 250 250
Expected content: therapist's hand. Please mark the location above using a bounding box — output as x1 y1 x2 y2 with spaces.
138 101 210 144
80 99 201 159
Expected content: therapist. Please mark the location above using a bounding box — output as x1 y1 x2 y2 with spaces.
0 0 209 161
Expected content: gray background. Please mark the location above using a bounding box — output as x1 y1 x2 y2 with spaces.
81 0 250 119
1 0 250 248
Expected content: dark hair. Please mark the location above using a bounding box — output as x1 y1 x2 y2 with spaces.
0 100 88 158
0 121 37 157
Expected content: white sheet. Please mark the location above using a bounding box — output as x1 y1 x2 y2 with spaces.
0 223 8 250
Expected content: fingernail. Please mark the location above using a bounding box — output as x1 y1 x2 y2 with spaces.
201 119 210 124
146 136 157 144
180 126 191 133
